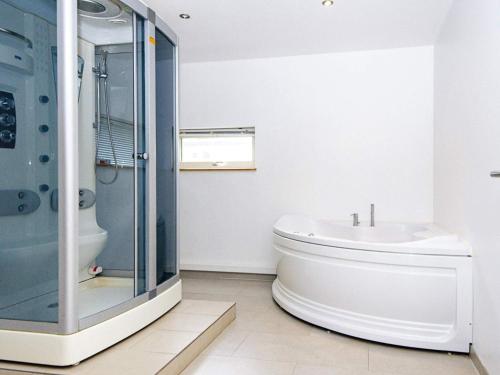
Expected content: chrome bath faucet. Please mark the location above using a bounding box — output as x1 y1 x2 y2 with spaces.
370 203 375 227
351 213 360 227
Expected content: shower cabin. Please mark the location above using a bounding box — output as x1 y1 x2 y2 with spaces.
0 0 179 366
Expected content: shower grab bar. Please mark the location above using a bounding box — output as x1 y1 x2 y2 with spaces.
0 27 33 49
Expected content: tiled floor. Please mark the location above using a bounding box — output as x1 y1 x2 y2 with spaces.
180 273 479 375
0 273 480 375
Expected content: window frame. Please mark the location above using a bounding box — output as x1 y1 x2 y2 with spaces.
179 127 256 171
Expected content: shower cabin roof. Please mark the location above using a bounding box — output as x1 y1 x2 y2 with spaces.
78 0 133 46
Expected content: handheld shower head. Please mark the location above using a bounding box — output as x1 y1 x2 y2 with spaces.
101 51 108 75
94 49 118 185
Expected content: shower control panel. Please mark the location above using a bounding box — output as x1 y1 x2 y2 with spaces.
0 91 16 149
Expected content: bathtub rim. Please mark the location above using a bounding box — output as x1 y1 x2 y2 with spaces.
274 215 471 257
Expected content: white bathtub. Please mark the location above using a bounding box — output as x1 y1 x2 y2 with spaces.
272 215 473 352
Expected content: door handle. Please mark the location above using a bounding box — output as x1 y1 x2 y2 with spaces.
134 152 149 160
490 171 500 178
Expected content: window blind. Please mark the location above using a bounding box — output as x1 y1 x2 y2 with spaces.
95 116 134 168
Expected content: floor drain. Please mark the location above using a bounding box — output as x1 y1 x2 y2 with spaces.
47 302 58 308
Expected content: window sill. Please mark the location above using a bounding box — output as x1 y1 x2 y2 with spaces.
180 168 257 172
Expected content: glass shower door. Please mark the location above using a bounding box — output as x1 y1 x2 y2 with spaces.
155 28 177 286
135 14 148 296
0 0 59 323
76 2 148 323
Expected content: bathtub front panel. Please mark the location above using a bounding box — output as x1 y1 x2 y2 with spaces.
273 233 473 352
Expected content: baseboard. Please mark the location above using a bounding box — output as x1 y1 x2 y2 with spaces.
180 263 276 275
470 346 489 375
181 270 276 282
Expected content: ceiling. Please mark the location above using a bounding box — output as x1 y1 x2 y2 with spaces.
144 0 453 63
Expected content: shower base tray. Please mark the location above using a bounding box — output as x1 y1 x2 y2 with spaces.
0 280 182 366
0 295 236 373
0 276 135 322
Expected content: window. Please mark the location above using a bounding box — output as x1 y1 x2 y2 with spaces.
180 127 255 170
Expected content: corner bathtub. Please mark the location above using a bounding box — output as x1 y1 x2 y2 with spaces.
272 215 472 352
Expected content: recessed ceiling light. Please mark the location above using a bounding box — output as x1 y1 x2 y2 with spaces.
322 0 334 6
179 13 191 19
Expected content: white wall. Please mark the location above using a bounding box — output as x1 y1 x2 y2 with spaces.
180 46 434 274
434 0 500 373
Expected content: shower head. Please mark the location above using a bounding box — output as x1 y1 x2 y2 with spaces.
78 0 106 14
78 0 123 19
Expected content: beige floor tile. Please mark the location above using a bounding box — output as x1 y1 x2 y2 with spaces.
228 308 269 331
201 324 250 356
116 324 158 350
182 292 238 303
232 332 304 363
181 355 295 375
239 281 274 298
181 278 244 295
130 330 199 354
0 360 90 375
251 306 314 335
234 293 276 313
153 312 219 333
308 329 370 349
159 305 236 375
0 346 174 375
368 344 478 375
174 299 234 316
78 349 174 375
293 364 376 375
224 304 310 335
234 331 369 369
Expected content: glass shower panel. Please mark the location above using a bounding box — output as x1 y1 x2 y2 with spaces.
0 0 59 322
135 15 147 296
155 29 177 285
93 43 136 287
77 1 146 320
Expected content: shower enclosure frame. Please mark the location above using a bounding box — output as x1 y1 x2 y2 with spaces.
0 0 181 366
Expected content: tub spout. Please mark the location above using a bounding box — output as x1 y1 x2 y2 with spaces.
351 213 360 227
370 204 375 227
